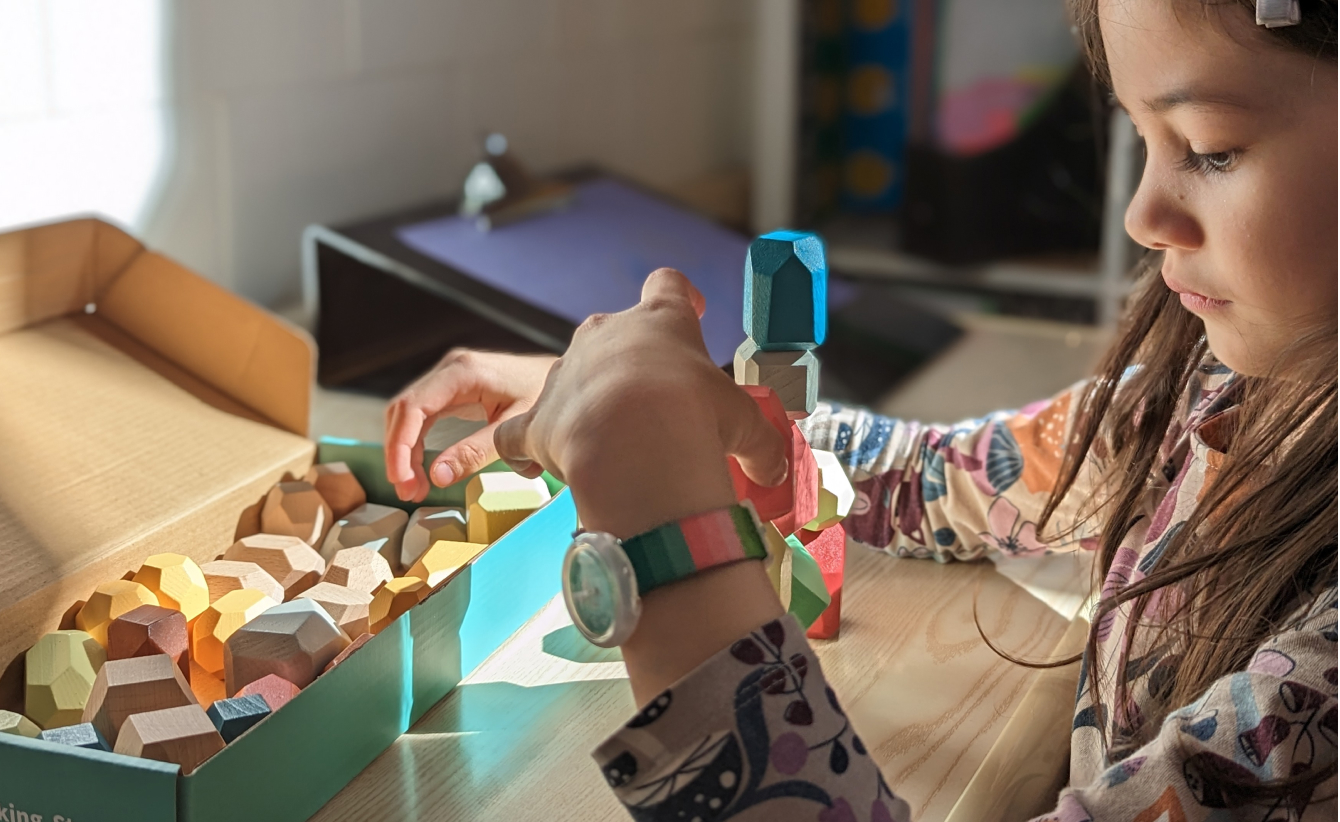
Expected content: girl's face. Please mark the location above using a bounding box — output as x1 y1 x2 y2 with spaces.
1101 0 1337 375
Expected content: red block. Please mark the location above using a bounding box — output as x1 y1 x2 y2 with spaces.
236 674 301 712
772 427 819 537
727 386 793 522
802 523 846 640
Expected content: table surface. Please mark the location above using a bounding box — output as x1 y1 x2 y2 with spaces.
309 542 1092 821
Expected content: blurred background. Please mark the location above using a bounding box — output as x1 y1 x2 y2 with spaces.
0 0 1142 438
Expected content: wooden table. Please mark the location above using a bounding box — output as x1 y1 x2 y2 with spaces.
310 544 1091 821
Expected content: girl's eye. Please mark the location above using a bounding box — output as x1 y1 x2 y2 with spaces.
1178 148 1239 176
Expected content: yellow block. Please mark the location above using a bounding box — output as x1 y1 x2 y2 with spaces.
75 580 159 647
763 523 793 610
408 540 489 589
191 589 278 676
464 473 551 544
804 450 855 531
370 577 429 633
25 629 105 729
134 553 211 621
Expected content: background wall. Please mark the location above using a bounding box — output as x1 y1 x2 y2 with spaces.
146 0 755 306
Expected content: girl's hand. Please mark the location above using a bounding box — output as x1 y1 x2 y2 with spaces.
493 268 788 539
385 349 557 502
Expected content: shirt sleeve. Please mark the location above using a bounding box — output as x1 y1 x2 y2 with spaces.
592 615 912 822
798 380 1105 562
1032 588 1338 822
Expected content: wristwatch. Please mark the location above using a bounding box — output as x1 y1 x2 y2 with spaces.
562 503 769 647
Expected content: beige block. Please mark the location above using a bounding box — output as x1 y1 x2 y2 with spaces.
401 507 468 570
319 503 408 573
0 709 40 738
224 599 350 695
82 654 197 745
75 580 159 647
261 481 333 548
407 540 489 589
297 582 373 638
223 534 326 600
304 461 367 519
320 547 394 595
804 450 855 531
733 339 819 420
200 559 285 604
132 553 210 621
24 630 105 729
115 704 225 775
762 522 793 610
192 589 279 677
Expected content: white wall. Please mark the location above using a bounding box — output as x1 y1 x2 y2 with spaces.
145 0 755 306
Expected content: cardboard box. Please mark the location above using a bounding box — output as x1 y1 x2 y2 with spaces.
0 218 576 821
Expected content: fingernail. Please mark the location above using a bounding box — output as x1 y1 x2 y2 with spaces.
432 464 454 486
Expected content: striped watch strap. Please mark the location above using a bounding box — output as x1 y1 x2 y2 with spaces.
621 504 768 594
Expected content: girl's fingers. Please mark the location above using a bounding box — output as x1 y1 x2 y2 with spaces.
493 412 541 478
719 387 790 489
427 422 503 489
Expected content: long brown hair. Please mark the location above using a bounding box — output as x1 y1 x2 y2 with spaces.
1021 0 1336 801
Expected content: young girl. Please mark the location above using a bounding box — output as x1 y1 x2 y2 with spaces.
385 0 1337 818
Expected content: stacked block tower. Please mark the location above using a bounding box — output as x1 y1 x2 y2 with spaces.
732 231 853 640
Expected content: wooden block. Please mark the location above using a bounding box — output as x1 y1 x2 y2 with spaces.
401 507 469 570
321 547 395 595
369 577 429 634
224 599 351 695
322 632 373 674
200 559 285 604
727 386 793 522
205 694 270 743
75 579 159 647
188 660 226 710
743 230 827 351
223 534 326 600
771 425 820 536
192 589 279 677
107 604 190 683
407 539 489 589
320 503 409 573
82 654 197 745
38 722 109 751
801 523 846 640
304 461 367 519
0 709 40 738
236 674 300 712
804 449 855 531
734 340 819 420
761 523 793 610
25 629 105 729
131 553 210 621
115 704 225 774
784 534 831 630
261 480 334 548
465 473 551 544
296 582 372 637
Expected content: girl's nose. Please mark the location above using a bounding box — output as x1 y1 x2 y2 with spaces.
1124 165 1205 252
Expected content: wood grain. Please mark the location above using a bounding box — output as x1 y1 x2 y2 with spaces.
310 545 1091 821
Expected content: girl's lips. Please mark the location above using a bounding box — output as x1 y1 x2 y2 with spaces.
1163 273 1230 312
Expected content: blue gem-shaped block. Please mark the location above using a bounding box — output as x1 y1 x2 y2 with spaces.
207 694 271 743
38 722 109 751
743 230 827 350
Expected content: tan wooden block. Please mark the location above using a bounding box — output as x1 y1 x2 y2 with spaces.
192 589 279 677
369 577 429 634
407 540 488 589
401 507 468 570
322 632 373 674
261 481 334 548
200 559 285 604
75 579 159 647
304 461 367 519
132 553 210 621
82 654 197 745
224 599 351 695
319 503 409 572
804 449 855 531
464 472 550 544
108 604 191 682
297 582 372 637
115 704 225 775
188 660 226 710
320 547 394 595
223 534 326 600
0 709 40 738
762 522 794 610
236 674 300 711
734 339 819 420
25 630 106 729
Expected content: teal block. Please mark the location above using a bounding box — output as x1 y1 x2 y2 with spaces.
206 695 270 743
743 230 828 350
785 534 831 628
38 723 109 751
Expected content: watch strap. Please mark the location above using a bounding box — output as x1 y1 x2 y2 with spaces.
620 504 768 594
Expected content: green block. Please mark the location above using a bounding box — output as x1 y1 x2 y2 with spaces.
785 534 831 628
744 230 828 351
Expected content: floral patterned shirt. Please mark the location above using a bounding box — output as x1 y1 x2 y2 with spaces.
593 361 1338 820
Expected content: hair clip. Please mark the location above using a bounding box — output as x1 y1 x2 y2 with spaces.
1257 0 1301 28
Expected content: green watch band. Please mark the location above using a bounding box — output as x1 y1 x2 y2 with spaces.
619 504 768 594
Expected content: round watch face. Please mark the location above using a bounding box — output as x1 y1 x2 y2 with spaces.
562 532 640 647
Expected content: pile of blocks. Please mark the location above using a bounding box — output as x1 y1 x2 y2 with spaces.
733 231 854 640
0 464 552 773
